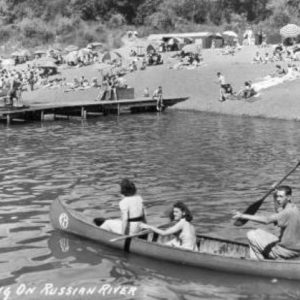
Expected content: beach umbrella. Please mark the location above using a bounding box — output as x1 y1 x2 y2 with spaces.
280 24 300 38
182 43 201 54
65 45 79 53
222 31 238 38
101 51 122 62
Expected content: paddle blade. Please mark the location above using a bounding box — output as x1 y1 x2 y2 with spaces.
234 199 264 226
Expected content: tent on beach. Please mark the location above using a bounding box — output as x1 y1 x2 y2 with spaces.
11 49 31 64
148 32 224 49
146 44 156 53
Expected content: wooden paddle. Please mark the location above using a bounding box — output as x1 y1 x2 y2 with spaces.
110 222 173 242
234 160 300 226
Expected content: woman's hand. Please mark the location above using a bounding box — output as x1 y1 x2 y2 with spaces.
140 223 151 230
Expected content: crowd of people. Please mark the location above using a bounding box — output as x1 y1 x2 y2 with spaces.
252 43 300 64
219 46 300 102
0 63 62 106
171 50 203 70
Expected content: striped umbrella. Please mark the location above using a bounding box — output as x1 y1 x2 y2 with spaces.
280 24 300 38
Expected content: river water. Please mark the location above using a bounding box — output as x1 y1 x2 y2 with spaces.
1 110 300 300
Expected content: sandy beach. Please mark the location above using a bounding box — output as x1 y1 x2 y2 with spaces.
21 42 300 121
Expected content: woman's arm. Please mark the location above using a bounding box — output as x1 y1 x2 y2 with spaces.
120 210 128 235
141 220 183 236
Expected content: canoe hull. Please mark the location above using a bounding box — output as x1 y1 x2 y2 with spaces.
50 199 300 280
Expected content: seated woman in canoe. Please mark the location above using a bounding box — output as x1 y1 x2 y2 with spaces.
141 201 198 251
100 179 146 235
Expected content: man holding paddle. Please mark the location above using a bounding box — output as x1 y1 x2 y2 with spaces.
233 185 300 260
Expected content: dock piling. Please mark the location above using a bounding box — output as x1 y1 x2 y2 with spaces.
81 107 87 119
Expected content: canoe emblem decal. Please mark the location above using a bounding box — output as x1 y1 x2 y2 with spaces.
59 213 69 229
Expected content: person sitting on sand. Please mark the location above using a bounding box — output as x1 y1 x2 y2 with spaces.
262 52 271 64
285 64 300 81
72 77 80 88
91 77 100 88
253 51 263 64
143 87 150 97
140 57 147 70
237 81 257 99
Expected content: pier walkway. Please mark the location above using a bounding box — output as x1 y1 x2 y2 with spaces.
0 96 189 125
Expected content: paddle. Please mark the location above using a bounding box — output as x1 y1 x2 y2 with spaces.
110 222 173 242
234 160 300 226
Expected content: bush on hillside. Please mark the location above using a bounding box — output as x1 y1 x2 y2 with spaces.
55 17 76 36
18 18 55 46
0 26 13 43
145 11 174 31
108 14 125 29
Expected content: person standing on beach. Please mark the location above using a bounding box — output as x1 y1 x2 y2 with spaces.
7 73 22 106
216 72 233 102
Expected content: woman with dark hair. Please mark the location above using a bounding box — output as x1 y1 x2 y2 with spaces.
141 201 198 251
100 178 146 235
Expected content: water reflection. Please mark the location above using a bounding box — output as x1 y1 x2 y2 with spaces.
47 231 300 300
0 111 300 299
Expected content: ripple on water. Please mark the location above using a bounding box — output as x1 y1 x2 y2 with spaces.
0 112 300 298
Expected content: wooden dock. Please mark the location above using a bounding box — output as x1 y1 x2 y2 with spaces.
0 96 189 125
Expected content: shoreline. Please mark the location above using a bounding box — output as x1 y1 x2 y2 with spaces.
20 44 300 123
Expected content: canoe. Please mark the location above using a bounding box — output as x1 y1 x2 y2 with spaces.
50 198 300 281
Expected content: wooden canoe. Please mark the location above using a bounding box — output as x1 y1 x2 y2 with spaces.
50 198 300 280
